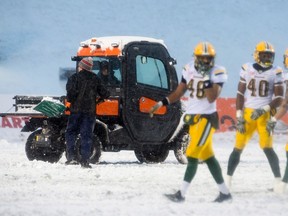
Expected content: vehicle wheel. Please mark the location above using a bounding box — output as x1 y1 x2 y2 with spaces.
173 127 189 164
88 136 102 164
25 129 64 163
25 130 41 161
134 148 145 163
74 135 102 164
134 145 169 163
43 152 64 163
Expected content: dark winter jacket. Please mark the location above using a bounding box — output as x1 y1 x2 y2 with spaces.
66 69 110 115
97 71 120 85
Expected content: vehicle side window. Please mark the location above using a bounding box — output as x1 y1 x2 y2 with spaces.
136 55 168 89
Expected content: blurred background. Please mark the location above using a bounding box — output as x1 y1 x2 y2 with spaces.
0 0 287 97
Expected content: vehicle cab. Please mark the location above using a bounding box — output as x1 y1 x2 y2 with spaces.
71 36 184 162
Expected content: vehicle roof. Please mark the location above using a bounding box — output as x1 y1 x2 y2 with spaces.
77 36 166 57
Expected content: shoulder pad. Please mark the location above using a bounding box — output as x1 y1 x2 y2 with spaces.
214 69 226 76
212 65 226 76
241 63 249 71
275 67 283 75
183 64 190 71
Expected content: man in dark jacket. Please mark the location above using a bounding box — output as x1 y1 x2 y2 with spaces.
97 61 120 85
65 57 110 168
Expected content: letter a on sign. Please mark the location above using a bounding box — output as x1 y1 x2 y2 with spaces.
1 117 13 128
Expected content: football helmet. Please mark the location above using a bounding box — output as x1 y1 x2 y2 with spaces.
193 42 216 75
284 48 288 69
253 41 275 68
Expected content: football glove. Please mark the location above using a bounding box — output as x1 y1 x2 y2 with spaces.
236 117 246 134
203 74 212 89
149 101 163 118
250 105 271 120
266 117 277 135
149 97 170 118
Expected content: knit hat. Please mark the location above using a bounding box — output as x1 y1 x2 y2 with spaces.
79 57 93 72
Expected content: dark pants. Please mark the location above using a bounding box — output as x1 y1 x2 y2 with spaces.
65 113 96 162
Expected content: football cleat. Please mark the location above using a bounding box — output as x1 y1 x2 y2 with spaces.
165 190 185 203
213 192 232 203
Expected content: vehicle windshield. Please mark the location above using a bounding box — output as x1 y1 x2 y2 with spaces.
80 57 122 86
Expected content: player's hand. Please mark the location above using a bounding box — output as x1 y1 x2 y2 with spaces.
250 105 270 120
236 117 246 134
250 108 266 120
149 101 163 118
203 73 212 89
266 117 277 135
96 97 105 104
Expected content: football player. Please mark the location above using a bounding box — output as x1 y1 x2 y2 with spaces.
266 48 288 193
226 41 284 190
150 42 231 202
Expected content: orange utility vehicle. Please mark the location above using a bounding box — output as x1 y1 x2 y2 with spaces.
0 36 189 164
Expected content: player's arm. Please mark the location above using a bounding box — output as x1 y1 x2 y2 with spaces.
274 99 288 120
269 82 284 110
202 68 227 103
204 83 223 103
235 78 246 133
149 78 187 117
236 78 246 112
266 82 286 134
167 82 187 104
251 81 284 120
273 81 288 120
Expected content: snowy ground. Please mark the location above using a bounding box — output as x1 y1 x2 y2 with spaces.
0 129 288 216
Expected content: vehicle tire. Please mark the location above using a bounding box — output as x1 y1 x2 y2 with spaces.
173 126 189 164
25 130 41 161
88 135 102 164
25 129 64 163
74 135 102 164
134 145 169 163
43 152 64 163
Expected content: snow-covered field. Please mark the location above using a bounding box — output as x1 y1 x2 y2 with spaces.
1 129 288 216
1 1 288 215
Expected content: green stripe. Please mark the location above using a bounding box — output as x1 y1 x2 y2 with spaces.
197 120 211 146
